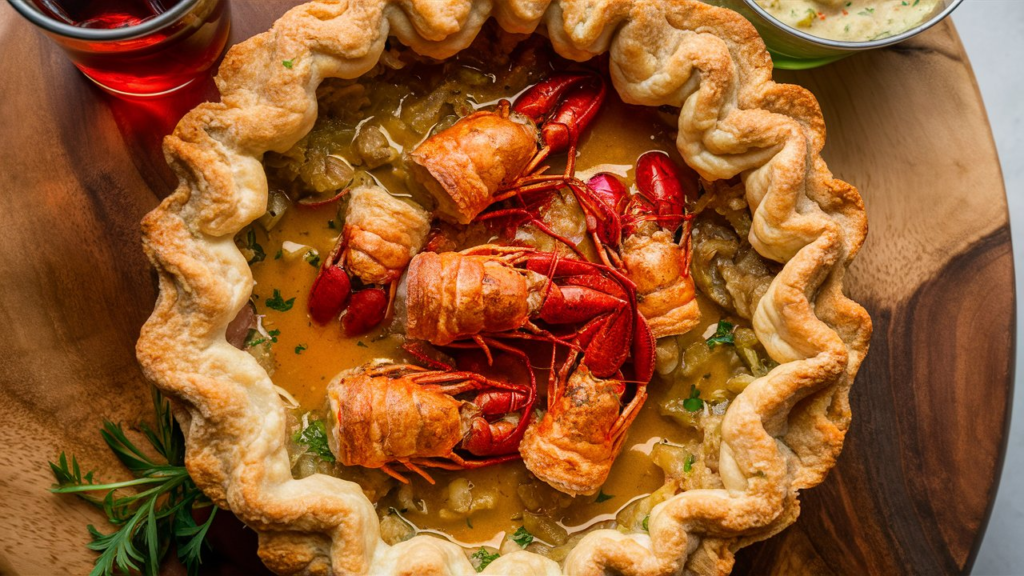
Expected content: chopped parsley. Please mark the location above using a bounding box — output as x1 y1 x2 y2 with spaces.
913 0 920 5
295 344 307 354
265 289 295 312
274 249 283 260
706 320 735 349
293 419 335 462
595 490 614 503
268 329 280 343
858 7 875 15
684 453 696 473
245 229 265 264
471 548 499 572
642 515 650 532
357 340 368 348
466 517 473 529
683 385 703 412
282 59 294 69
511 526 533 547
305 251 321 268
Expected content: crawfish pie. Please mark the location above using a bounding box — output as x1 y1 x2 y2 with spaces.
137 1 871 574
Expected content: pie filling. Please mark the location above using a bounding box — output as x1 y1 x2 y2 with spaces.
235 30 779 561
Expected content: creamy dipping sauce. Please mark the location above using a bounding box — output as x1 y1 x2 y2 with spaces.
755 0 942 41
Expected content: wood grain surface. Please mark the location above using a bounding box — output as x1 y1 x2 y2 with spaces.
0 3 1012 575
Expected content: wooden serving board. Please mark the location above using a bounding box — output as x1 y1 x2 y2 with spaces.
0 3 1011 574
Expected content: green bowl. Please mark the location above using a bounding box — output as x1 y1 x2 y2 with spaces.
706 0 964 70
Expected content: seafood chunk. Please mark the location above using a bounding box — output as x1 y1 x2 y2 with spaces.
519 363 642 496
342 185 430 285
622 229 700 338
405 250 538 346
409 105 538 224
406 246 655 379
327 363 532 482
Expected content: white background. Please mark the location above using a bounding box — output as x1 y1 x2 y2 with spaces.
953 1 1023 574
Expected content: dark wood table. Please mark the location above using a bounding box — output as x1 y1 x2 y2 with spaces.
0 3 1011 574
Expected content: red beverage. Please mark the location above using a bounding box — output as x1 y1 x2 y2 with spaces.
13 0 231 97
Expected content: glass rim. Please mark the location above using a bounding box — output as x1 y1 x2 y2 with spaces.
741 0 965 51
6 0 202 41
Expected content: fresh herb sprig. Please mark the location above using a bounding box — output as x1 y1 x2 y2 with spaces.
49 389 216 576
705 320 735 349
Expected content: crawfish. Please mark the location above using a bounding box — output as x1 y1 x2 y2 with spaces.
409 74 610 250
519 353 647 496
327 360 535 483
587 152 702 338
307 185 430 335
405 245 655 381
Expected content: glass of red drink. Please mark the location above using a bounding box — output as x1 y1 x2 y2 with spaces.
7 0 231 98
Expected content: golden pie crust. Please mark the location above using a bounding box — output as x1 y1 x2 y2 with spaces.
136 0 872 574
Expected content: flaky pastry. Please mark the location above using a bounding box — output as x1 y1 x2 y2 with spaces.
136 0 871 574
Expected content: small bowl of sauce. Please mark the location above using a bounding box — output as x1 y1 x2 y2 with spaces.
707 0 964 69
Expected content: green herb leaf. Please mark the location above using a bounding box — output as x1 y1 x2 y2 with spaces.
282 59 294 69
511 526 534 547
471 548 500 572
305 251 321 268
265 290 295 312
245 229 266 265
268 329 280 343
274 249 283 260
705 320 734 349
858 7 875 15
293 419 335 462
683 454 696 473
595 490 614 503
49 389 215 576
357 340 368 348
682 385 703 412
295 344 307 354
642 515 650 532
466 517 473 529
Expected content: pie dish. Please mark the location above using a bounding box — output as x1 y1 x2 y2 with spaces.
136 0 872 574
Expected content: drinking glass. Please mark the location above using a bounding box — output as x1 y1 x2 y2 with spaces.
7 0 231 97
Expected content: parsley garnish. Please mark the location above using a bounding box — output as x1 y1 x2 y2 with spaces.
295 344 307 354
683 454 696 473
683 385 703 412
304 251 321 268
293 420 335 462
595 490 614 503
268 329 280 343
858 7 875 15
274 249 283 260
913 0 920 5
282 59 294 69
706 320 734 349
245 229 265 265
265 289 295 312
471 548 499 571
511 526 534 547
357 340 368 348
49 389 216 576
466 517 473 529
642 515 650 532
